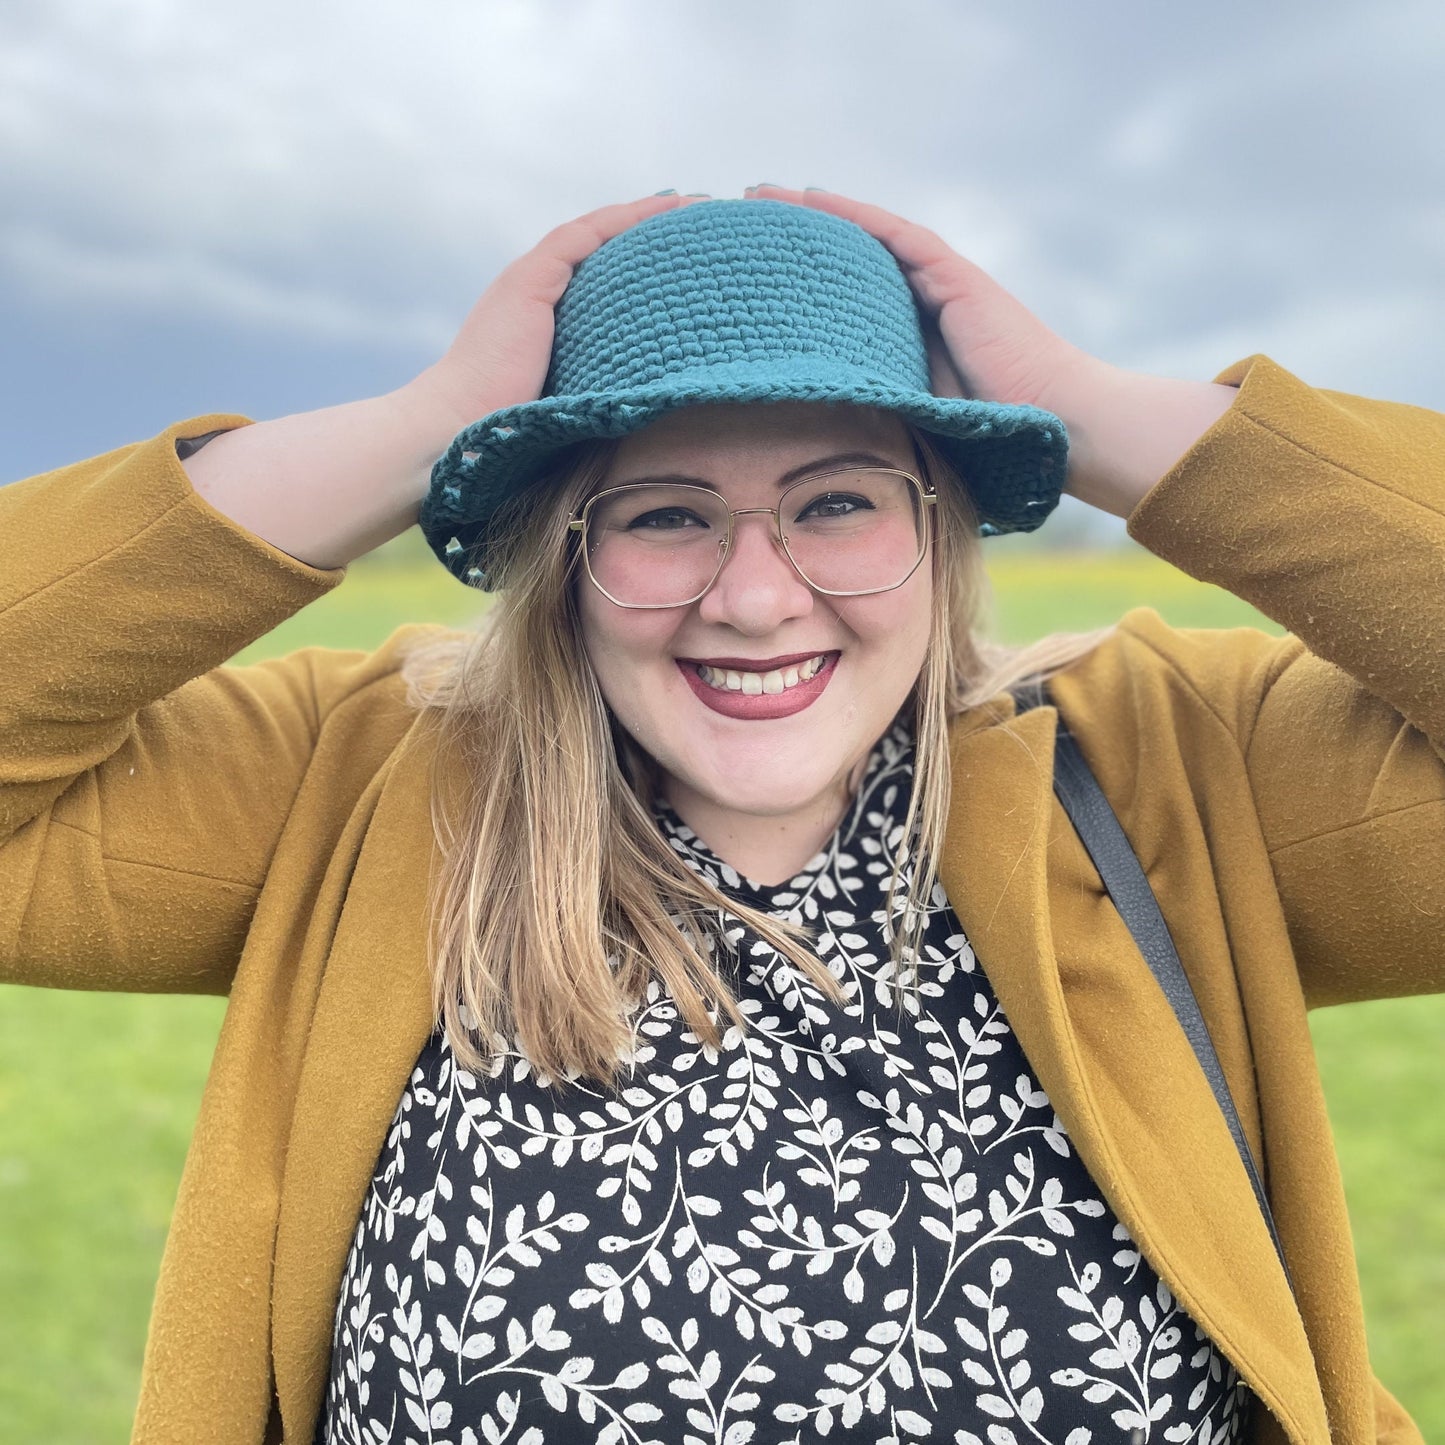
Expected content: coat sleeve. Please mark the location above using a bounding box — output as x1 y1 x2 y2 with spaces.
0 418 412 995
1122 355 1445 1007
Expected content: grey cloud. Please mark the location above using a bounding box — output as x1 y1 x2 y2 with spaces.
0 0 1440 478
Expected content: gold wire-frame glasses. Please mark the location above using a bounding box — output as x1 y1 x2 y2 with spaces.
568 466 937 610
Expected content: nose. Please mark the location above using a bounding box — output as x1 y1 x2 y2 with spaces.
696 509 815 633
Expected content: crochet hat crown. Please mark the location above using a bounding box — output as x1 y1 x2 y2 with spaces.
422 199 1066 586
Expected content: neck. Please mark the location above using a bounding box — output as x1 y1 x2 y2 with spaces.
663 777 855 887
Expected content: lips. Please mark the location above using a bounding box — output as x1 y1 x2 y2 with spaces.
677 652 839 720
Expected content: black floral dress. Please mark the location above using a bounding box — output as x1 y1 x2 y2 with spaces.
316 723 1253 1445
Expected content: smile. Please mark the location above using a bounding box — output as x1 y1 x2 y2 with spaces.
695 654 828 695
676 651 840 721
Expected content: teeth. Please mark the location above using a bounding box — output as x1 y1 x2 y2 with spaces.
696 655 829 694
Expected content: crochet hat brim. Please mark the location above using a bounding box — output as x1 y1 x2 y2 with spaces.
421 357 1066 588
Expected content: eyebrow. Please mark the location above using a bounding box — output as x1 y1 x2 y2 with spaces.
612 450 904 490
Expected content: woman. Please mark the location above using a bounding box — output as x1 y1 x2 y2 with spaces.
2 188 1439 1445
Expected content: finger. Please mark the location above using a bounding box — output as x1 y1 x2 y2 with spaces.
747 185 944 265
742 184 808 203
747 184 997 313
539 192 696 270
499 193 698 308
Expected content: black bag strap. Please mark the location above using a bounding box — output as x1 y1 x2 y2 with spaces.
1012 687 1295 1293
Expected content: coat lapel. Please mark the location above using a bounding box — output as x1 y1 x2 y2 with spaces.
937 701 1330 1445
270 726 442 1441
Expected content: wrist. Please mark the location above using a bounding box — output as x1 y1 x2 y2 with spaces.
1041 357 1238 519
392 365 482 459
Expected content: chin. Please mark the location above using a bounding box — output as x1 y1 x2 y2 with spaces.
678 747 852 819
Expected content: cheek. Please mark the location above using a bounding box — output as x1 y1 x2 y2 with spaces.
577 591 682 717
836 572 933 666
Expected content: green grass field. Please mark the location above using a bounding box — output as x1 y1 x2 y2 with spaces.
2 538 1442 1442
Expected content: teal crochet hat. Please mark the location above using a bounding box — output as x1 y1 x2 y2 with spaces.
422 199 1067 587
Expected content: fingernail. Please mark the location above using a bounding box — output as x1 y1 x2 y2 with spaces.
653 188 677 196
754 182 781 189
803 186 829 193
683 192 711 198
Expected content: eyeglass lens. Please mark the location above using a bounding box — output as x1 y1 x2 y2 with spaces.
583 471 927 607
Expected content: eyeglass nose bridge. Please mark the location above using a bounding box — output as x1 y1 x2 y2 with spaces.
709 503 804 591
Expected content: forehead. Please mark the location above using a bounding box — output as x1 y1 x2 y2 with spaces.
605 401 914 482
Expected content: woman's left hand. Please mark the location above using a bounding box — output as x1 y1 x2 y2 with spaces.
746 186 1237 520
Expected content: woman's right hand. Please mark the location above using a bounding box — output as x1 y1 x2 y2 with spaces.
186 194 695 571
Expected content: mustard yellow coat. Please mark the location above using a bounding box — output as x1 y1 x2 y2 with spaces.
2 357 1442 1445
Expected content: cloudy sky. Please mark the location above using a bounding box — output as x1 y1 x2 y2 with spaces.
2 0 1441 497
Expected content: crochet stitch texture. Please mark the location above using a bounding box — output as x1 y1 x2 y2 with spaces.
422 200 1068 587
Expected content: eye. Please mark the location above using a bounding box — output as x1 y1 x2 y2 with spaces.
795 490 873 521
625 506 711 532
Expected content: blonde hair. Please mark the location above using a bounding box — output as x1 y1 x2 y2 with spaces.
405 425 1112 1085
